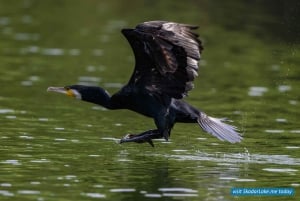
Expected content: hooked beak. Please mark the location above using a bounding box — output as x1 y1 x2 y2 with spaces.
47 86 75 97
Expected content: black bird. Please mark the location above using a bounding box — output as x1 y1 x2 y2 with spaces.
47 21 242 147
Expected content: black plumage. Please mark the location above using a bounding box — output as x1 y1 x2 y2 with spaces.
47 21 242 146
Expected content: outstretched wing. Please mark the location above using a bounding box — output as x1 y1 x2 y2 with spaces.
122 21 203 99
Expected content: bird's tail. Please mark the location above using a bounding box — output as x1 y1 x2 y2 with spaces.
197 112 242 143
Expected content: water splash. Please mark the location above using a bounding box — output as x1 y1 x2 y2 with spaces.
157 151 300 165
263 168 298 173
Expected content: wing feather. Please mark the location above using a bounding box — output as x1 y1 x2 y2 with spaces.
122 21 203 99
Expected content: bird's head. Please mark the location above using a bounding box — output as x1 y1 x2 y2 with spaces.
47 85 111 108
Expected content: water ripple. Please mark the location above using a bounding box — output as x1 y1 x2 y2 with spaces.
144 193 162 198
1 159 21 165
0 183 12 187
0 190 14 197
278 85 291 92
0 17 10 25
158 152 300 165
263 168 298 173
82 192 106 198
158 188 198 193
110 188 136 193
248 86 268 97
41 48 64 56
18 190 40 195
162 193 198 197
0 109 14 114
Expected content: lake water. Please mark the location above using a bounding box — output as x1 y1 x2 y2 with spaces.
0 1 299 201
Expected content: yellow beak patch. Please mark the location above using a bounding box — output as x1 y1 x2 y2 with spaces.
66 89 75 97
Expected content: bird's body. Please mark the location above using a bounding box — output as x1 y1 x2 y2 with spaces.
47 21 242 146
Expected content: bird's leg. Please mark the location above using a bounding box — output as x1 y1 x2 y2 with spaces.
119 129 163 147
154 113 173 141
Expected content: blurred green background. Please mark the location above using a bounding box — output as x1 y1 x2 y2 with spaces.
0 0 299 201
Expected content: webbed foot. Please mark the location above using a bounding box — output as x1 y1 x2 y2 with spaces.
120 134 154 147
119 129 164 147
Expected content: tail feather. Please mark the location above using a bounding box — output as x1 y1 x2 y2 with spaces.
197 113 242 143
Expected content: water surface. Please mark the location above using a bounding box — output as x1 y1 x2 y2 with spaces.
0 1 299 201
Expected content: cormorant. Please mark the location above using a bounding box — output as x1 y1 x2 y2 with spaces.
47 21 242 147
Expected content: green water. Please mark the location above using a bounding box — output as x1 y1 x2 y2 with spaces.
0 0 299 201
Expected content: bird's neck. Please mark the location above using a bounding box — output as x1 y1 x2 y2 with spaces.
83 88 113 109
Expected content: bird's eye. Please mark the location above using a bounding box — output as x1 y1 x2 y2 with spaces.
64 86 70 90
